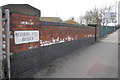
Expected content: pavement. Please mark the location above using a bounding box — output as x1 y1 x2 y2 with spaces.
34 30 118 78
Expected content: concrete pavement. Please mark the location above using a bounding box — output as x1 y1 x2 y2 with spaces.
34 30 118 78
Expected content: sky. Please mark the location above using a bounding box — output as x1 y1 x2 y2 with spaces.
0 0 119 21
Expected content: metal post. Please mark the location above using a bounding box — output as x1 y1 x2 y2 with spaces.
5 9 11 78
0 7 3 79
105 23 107 37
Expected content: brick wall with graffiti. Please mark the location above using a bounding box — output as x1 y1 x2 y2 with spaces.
4 13 96 53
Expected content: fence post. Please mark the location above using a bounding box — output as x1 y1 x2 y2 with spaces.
105 25 107 37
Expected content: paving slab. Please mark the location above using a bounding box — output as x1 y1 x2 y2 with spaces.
34 30 118 78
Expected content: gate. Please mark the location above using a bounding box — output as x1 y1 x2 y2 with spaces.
0 9 11 79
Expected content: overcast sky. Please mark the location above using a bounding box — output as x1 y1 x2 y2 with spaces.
0 0 119 21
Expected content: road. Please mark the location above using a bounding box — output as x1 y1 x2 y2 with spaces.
35 30 118 78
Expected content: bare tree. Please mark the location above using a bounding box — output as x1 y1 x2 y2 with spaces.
80 5 113 26
84 10 94 25
100 5 113 26
79 16 85 25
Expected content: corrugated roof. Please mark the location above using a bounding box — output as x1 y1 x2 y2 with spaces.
64 20 80 25
40 17 63 22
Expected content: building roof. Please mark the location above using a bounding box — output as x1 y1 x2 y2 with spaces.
2 4 41 17
64 20 80 25
40 17 63 22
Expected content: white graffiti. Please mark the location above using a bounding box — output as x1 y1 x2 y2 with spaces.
40 36 75 47
21 21 34 25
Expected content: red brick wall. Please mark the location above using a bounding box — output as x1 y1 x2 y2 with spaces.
2 13 96 53
9 13 40 53
40 26 95 47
